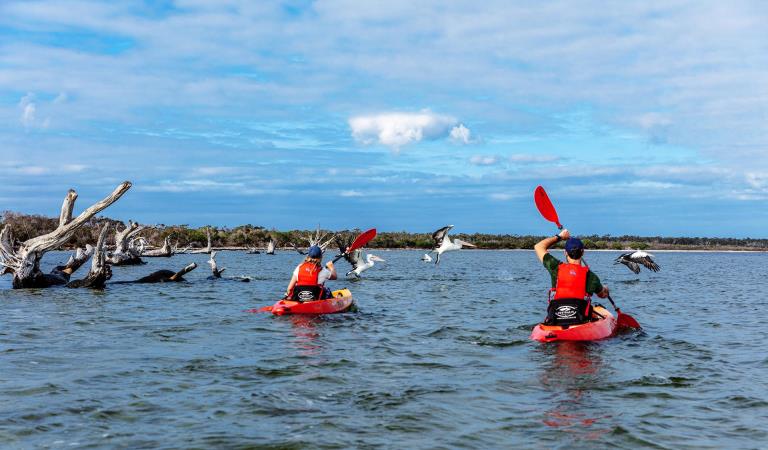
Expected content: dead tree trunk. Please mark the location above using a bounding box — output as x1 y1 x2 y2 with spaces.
0 182 131 288
142 236 173 257
207 251 225 278
67 224 112 288
191 227 213 254
107 221 144 265
266 238 276 255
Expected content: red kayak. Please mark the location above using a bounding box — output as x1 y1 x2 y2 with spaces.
530 305 617 342
249 289 355 316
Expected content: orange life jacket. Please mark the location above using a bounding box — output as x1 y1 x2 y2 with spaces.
296 261 322 287
553 263 589 300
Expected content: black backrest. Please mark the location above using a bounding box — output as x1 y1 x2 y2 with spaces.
292 285 323 301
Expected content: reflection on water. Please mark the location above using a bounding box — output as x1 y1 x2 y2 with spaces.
537 342 612 441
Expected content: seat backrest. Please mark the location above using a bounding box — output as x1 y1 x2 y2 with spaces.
292 285 323 301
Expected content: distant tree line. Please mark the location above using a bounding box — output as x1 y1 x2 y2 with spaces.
2 211 767 251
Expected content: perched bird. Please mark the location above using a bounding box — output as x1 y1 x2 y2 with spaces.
429 225 476 265
421 253 433 262
614 251 661 274
344 249 385 278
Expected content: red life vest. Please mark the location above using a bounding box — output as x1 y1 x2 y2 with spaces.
553 263 589 300
296 262 322 287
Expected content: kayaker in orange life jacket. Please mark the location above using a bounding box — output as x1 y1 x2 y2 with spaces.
534 229 609 325
284 245 337 301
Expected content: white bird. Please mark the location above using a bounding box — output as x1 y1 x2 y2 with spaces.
344 249 385 278
421 253 433 262
614 250 660 274
429 225 476 265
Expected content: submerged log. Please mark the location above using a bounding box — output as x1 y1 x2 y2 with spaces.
107 220 144 266
0 182 131 288
131 263 197 283
67 224 112 288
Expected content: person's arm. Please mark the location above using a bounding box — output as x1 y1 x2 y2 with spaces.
587 272 610 298
534 229 569 262
596 285 610 298
285 270 298 298
325 261 337 280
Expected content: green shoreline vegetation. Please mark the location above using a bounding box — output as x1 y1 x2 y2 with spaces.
2 211 767 252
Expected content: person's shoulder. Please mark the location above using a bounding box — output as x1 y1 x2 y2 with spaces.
543 253 561 264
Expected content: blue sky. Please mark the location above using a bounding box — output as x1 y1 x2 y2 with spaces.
1 1 767 237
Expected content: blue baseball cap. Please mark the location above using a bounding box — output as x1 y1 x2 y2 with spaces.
565 238 584 252
308 245 323 258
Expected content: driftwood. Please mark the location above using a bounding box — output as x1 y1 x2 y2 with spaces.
67 224 112 288
266 238 276 255
0 182 131 288
246 247 260 254
207 251 225 278
142 236 173 257
107 220 145 266
207 251 250 282
290 242 307 255
111 262 198 284
191 227 213 254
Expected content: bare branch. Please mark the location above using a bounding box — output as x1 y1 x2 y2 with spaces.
58 189 77 228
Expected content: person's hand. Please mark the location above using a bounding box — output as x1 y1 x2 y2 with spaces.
559 229 570 240
325 261 334 269
598 285 610 298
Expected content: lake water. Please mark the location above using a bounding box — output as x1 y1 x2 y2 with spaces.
1 250 767 449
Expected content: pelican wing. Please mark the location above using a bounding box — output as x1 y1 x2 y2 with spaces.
631 251 661 272
431 225 454 249
349 249 364 270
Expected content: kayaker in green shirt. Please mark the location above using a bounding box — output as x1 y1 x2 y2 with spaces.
534 229 609 325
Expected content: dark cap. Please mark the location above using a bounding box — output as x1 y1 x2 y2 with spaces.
308 245 323 258
565 237 584 253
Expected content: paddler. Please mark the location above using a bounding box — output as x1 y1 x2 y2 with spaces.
534 229 609 325
284 245 337 301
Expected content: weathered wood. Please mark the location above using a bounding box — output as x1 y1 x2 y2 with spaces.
207 251 225 278
67 224 112 288
123 262 198 283
108 220 145 265
191 227 213 254
0 182 131 288
142 236 173 257
266 238 276 255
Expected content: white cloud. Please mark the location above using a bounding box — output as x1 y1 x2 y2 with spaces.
449 124 471 144
340 190 363 197
349 111 466 150
470 155 500 166
509 154 560 163
19 93 36 128
490 193 515 201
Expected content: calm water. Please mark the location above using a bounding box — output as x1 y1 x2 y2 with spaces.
1 250 767 449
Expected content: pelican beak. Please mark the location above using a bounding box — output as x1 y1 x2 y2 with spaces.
461 241 477 248
371 255 385 262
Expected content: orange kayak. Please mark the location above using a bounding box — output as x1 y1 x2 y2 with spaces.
530 305 617 342
252 289 355 316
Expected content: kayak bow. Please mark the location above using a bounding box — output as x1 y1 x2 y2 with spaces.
530 305 617 342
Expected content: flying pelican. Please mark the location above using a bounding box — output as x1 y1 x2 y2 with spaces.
421 253 433 262
614 251 660 274
343 249 385 278
429 225 476 265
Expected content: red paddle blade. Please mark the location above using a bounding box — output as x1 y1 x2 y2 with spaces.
347 228 377 252
534 186 562 229
245 306 273 313
617 311 641 329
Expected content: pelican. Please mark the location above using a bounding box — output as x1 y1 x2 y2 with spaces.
615 251 660 274
421 253 432 262
343 249 385 278
429 225 476 265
